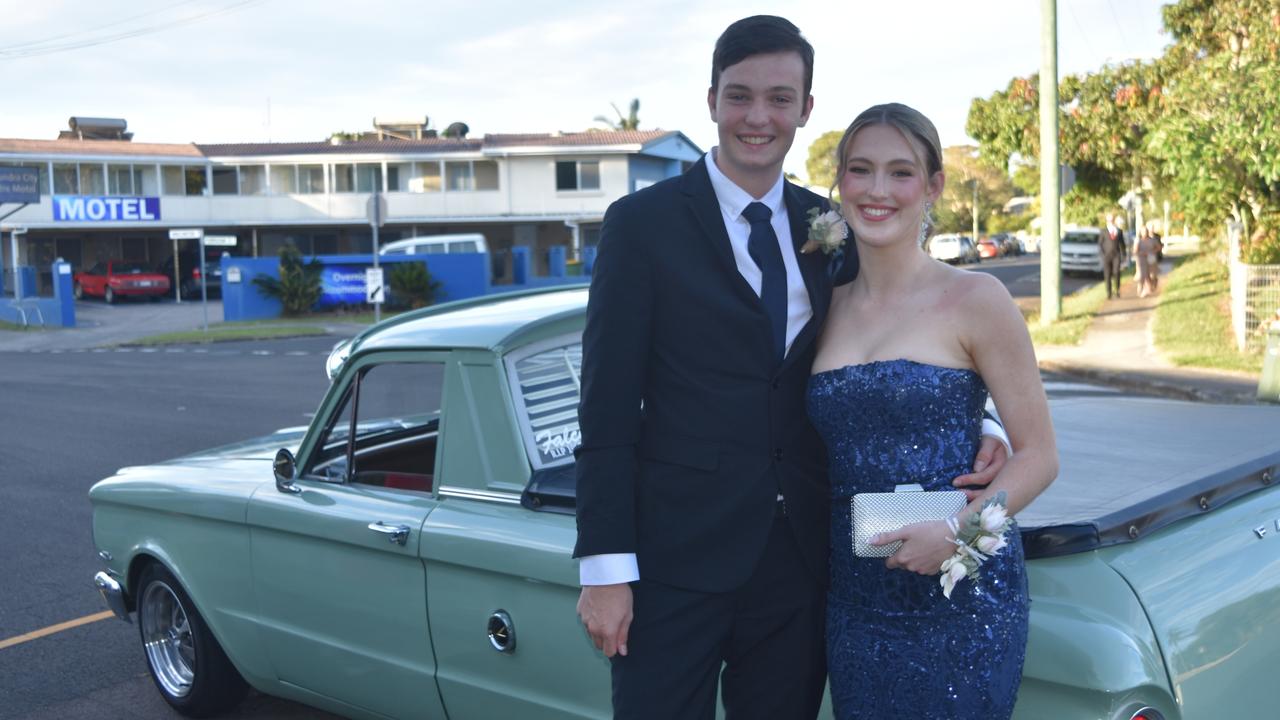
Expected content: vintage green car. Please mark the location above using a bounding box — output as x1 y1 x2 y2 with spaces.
89 286 1280 720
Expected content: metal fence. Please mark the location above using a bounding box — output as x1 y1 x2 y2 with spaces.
1229 228 1280 351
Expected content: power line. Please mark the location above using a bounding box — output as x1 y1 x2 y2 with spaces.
0 1 268 60
0 0 207 52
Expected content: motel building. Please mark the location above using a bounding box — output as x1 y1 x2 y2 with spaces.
0 117 702 296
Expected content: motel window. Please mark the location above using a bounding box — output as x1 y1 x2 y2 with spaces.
556 160 600 191
184 166 208 196
445 161 473 192
136 166 159 195
332 163 355 193
212 167 238 195
475 161 499 190
386 163 409 191
239 165 267 195
269 165 296 194
411 161 441 193
298 164 325 194
356 164 382 193
161 166 184 195
80 164 106 195
53 164 78 194
1 162 49 196
108 164 134 195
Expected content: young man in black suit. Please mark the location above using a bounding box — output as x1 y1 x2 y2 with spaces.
574 16 1008 719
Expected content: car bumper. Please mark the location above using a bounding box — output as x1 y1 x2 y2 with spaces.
111 286 170 296
93 571 131 623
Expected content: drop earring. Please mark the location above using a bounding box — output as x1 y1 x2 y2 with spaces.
919 202 933 246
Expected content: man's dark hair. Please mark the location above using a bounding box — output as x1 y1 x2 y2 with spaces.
711 15 814 96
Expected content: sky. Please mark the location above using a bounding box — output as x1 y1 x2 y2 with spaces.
0 0 1174 182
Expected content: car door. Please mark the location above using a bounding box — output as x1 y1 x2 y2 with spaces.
422 339 612 719
247 352 449 720
82 262 105 295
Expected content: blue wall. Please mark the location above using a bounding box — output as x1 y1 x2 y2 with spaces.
628 156 677 192
224 251 588 321
0 262 76 327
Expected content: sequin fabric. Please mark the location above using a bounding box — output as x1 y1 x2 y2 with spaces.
806 359 1029 720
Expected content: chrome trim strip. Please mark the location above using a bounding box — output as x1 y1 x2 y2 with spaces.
93 571 132 623
438 486 523 505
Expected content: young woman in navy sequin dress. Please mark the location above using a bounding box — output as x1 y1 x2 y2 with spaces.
807 104 1058 719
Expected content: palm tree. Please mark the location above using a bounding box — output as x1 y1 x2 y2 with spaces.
594 99 640 131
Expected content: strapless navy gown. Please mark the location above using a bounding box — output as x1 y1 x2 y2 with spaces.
807 359 1028 720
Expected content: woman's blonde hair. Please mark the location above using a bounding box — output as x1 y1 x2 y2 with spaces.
830 103 944 240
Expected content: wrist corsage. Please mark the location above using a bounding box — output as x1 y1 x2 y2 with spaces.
939 492 1013 599
800 207 848 255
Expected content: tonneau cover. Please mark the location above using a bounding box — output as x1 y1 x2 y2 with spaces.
1019 395 1280 557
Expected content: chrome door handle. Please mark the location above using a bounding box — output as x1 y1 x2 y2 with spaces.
367 521 410 546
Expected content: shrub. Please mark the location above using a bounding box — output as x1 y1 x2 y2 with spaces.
388 261 442 309
252 245 323 316
1242 226 1280 265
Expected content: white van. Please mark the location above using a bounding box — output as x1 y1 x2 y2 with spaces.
379 233 487 256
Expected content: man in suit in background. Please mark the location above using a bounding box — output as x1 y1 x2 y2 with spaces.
574 16 1009 719
1103 212 1127 298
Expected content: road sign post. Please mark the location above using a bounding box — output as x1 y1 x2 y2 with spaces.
169 228 207 330
367 194 386 323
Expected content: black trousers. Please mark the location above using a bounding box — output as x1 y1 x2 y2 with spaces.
1102 253 1124 297
610 511 827 720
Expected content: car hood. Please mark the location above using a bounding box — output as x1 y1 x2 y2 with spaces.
88 426 310 524
157 426 308 464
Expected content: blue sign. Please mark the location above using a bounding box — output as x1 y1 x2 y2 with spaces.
0 167 41 203
318 264 370 307
53 195 160 222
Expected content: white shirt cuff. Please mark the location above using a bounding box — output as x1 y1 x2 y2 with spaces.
579 553 640 586
981 417 1012 456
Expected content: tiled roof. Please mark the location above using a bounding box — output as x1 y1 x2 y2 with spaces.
0 138 202 158
485 130 674 147
197 138 483 156
0 129 686 160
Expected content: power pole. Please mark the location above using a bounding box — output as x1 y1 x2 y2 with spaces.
972 179 980 247
1040 0 1062 324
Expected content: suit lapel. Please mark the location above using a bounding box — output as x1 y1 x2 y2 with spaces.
680 158 766 310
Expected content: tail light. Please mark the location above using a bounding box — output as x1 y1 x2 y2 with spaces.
192 267 201 280
1129 709 1164 720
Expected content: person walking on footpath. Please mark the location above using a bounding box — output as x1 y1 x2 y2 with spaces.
1102 213 1127 298
572 16 1010 720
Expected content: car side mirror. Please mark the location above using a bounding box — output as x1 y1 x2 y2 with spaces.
273 448 301 495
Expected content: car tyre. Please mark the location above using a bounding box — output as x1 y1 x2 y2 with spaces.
104 286 115 304
137 563 248 717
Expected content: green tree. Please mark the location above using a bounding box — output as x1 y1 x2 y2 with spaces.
595 99 640 131
935 145 1019 234
805 130 843 191
1147 0 1280 241
252 245 323 316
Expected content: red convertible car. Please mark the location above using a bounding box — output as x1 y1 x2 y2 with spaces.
74 261 171 303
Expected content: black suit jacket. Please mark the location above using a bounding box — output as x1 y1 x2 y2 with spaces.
574 159 856 593
1101 227 1126 259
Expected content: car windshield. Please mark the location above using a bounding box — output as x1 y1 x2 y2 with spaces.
113 262 153 274
1063 232 1098 245
934 238 959 246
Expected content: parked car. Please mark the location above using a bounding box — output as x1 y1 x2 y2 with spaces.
976 237 1002 259
157 249 224 299
928 233 981 264
379 233 488 257
89 287 1280 720
73 260 171 303
990 232 1023 256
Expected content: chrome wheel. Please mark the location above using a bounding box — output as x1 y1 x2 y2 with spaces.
140 580 195 698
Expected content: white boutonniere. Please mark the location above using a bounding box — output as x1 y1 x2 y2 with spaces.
800 207 849 255
940 492 1014 600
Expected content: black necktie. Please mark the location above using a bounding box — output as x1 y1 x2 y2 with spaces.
742 202 787 364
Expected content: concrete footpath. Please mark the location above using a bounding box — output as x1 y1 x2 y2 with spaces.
1034 263 1263 404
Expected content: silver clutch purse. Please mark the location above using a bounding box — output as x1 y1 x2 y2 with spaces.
851 484 967 557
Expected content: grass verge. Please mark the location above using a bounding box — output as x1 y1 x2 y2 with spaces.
1025 280 1110 346
1152 253 1264 374
124 323 329 346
